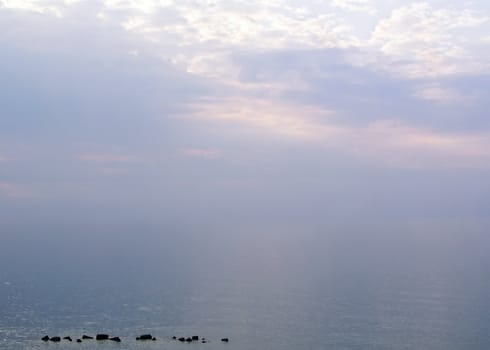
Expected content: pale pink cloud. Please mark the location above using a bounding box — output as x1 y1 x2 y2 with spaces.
78 154 138 163
181 148 222 159
0 182 29 198
188 96 341 140
351 120 490 168
186 96 490 169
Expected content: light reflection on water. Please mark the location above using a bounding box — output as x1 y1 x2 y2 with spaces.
1 226 490 350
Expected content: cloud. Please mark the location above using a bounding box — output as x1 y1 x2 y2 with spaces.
183 91 490 168
413 83 473 104
331 0 377 15
96 0 360 81
354 120 490 168
369 2 489 77
187 96 340 140
0 0 60 16
181 148 222 159
78 154 139 163
0 182 29 198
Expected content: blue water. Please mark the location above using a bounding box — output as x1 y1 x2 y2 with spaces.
1 224 490 349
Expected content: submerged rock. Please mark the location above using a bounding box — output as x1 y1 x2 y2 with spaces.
96 334 109 340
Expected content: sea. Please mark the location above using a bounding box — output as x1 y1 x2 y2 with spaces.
1 221 490 350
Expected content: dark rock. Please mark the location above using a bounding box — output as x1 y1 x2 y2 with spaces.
76 339 82 343
137 334 152 340
41 336 49 341
50 337 61 342
186 337 192 342
63 336 72 341
110 337 121 342
202 340 207 343
82 335 93 339
172 336 177 340
178 337 185 342
192 335 199 341
221 338 229 342
152 337 157 341
96 334 109 340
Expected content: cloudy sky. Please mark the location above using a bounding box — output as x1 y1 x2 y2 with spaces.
1 0 490 236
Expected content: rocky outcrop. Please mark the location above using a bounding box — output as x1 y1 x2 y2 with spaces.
96 334 109 340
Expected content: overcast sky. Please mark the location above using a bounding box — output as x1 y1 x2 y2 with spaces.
1 0 490 236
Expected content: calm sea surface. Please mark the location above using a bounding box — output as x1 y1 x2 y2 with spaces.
1 225 490 349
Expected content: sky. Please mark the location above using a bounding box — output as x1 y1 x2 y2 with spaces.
1 0 490 238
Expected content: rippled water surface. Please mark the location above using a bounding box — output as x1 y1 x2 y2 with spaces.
1 226 490 350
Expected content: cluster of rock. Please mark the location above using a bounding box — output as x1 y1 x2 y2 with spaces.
172 335 205 343
41 334 120 343
136 333 157 341
171 335 229 343
42 333 229 344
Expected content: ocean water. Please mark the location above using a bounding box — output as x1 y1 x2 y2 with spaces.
1 224 490 350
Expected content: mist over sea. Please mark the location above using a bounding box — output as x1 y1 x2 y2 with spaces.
2 219 490 350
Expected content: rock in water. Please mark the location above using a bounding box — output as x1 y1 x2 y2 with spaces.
41 336 49 341
50 337 61 342
192 335 199 341
82 335 93 339
110 337 121 342
221 338 229 342
137 334 153 340
76 339 82 343
63 336 72 341
96 334 109 340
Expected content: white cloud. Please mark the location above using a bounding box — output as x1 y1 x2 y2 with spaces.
331 0 377 15
0 0 80 17
369 2 489 77
413 83 472 104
